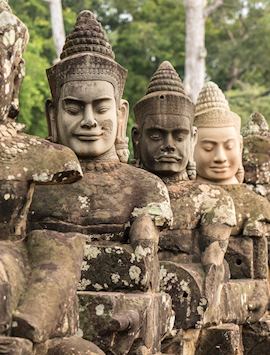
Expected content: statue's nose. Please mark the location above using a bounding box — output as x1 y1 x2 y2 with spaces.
80 104 97 128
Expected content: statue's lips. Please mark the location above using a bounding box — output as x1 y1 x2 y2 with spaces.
210 166 229 173
156 155 182 163
75 133 103 141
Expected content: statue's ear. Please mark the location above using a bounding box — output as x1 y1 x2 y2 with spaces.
46 99 57 142
115 99 129 163
117 99 129 140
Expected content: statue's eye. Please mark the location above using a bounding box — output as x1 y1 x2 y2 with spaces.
150 133 162 140
203 145 213 152
225 142 234 150
63 100 83 115
65 105 81 115
96 105 110 114
174 134 185 142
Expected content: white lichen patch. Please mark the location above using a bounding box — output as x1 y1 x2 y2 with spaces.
81 260 90 272
7 175 15 180
3 29 16 47
111 273 121 284
131 245 152 263
95 304 105 316
3 193 10 200
78 195 89 210
84 245 101 260
131 201 173 227
78 278 91 290
129 265 141 284
32 171 53 183
93 283 103 291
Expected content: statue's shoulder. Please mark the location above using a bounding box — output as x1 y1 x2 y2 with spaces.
0 130 82 183
224 184 270 236
122 164 172 228
192 183 236 227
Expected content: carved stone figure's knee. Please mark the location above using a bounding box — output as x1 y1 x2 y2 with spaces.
46 336 105 355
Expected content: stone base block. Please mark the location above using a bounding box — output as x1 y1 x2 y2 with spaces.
242 316 270 355
195 324 243 355
78 291 173 355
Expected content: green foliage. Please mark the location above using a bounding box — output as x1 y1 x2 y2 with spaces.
8 0 270 140
206 0 270 123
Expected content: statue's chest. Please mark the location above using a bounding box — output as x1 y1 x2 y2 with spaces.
31 174 136 233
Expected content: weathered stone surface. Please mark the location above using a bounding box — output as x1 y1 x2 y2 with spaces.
242 112 270 202
225 236 254 279
80 242 157 293
78 291 173 354
242 316 270 355
12 230 85 343
195 324 243 355
220 279 269 324
0 336 33 355
160 261 206 329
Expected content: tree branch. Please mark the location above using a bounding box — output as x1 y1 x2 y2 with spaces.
204 0 224 18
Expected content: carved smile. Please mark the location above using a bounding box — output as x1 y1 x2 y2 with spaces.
210 166 229 173
75 133 103 141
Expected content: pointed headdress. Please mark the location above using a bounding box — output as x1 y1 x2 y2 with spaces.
47 10 127 102
134 61 194 125
194 82 241 131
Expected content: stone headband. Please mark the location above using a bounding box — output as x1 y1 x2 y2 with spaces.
134 61 194 126
47 53 127 103
134 92 194 126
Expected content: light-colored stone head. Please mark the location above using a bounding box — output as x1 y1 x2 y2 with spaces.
133 61 196 179
46 10 129 161
194 82 243 185
0 1 29 121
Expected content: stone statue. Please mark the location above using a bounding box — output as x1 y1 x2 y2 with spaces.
133 61 239 353
0 2 105 354
242 112 270 201
194 82 270 354
29 11 173 355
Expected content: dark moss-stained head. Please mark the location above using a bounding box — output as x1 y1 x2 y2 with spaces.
133 61 196 178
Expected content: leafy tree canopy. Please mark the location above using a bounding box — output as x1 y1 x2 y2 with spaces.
9 0 270 140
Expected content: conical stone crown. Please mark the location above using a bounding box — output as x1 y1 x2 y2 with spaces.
242 112 269 136
146 61 186 95
134 61 194 125
194 81 241 130
61 10 114 60
195 81 230 116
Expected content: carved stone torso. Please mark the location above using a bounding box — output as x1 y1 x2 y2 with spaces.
0 123 82 240
29 161 171 239
159 179 235 263
221 184 270 238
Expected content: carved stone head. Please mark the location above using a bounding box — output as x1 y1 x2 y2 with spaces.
133 61 196 179
242 112 270 187
194 82 244 185
0 1 29 121
46 11 129 161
